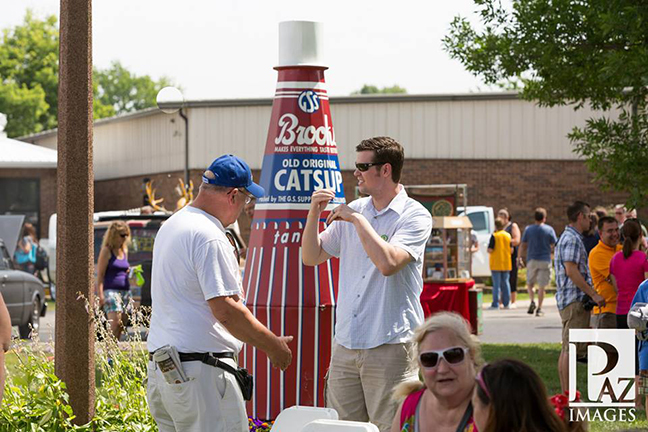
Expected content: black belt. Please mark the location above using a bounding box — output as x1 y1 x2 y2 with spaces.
148 351 235 362
149 350 253 401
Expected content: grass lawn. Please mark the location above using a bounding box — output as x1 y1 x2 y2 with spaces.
483 343 647 431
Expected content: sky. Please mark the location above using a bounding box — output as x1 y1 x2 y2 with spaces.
1 1 495 100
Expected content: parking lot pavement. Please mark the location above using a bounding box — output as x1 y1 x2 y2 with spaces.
39 304 56 342
477 297 563 344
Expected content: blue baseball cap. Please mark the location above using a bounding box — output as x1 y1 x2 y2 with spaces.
202 155 265 198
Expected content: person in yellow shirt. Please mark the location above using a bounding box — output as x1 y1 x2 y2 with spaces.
588 216 621 328
488 218 512 310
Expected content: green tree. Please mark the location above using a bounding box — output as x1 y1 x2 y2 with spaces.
0 11 58 137
0 12 175 137
94 61 173 115
352 84 407 95
443 0 648 209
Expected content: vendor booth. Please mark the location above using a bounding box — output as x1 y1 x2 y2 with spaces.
404 185 482 334
420 216 474 322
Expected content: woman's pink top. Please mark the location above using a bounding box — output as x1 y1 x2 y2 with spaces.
610 250 648 314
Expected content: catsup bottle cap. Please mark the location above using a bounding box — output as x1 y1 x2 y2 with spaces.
278 21 325 68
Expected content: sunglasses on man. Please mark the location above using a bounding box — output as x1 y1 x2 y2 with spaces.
355 162 386 172
419 346 469 369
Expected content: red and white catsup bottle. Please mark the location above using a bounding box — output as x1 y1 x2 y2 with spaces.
242 21 345 419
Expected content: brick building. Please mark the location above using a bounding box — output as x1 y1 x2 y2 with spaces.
0 125 57 239
18 92 628 241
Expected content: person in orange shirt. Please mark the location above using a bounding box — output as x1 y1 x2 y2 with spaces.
488 218 512 310
588 216 621 328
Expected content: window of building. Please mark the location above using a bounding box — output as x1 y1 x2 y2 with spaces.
0 178 40 236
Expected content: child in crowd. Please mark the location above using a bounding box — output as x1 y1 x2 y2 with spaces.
487 218 512 309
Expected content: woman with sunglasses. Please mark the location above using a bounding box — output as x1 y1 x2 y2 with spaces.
473 359 568 432
96 220 132 340
391 312 481 432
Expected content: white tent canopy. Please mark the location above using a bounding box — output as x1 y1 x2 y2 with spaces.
0 113 57 168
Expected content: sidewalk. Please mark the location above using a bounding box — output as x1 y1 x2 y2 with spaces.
478 296 562 344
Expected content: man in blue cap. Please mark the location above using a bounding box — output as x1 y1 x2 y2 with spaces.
147 155 293 432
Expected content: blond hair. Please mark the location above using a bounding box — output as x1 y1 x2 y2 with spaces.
392 312 483 401
101 221 131 252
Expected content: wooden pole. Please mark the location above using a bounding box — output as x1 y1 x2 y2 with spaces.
56 0 95 424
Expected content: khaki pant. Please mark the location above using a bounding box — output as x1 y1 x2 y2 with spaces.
559 301 590 357
147 359 247 432
325 341 415 432
527 259 551 287
591 312 617 329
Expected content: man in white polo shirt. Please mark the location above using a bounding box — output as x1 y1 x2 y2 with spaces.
147 155 293 432
302 137 433 432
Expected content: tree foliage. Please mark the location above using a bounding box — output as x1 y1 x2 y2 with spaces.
0 12 58 137
0 12 174 138
443 0 648 209
352 84 407 95
95 62 173 116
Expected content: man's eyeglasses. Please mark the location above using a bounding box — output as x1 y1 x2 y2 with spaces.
229 188 255 205
419 346 469 369
355 162 386 172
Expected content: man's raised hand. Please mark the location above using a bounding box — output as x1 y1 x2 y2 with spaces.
310 189 335 215
326 204 358 225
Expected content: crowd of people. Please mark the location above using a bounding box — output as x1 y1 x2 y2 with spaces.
484 200 648 412
141 137 606 432
3 135 646 430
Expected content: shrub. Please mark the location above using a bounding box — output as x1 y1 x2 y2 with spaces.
0 297 156 431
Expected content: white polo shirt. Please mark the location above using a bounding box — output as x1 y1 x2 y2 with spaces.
320 186 432 349
148 206 244 354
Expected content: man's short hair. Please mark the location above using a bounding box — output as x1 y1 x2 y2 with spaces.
593 206 608 219
199 181 231 194
598 216 617 232
567 201 590 223
494 217 505 231
534 207 547 222
356 136 404 183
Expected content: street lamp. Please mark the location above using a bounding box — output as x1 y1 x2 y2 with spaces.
156 87 189 191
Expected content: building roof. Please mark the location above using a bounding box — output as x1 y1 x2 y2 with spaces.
0 133 57 168
18 91 519 142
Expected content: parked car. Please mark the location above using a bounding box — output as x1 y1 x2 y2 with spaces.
0 238 47 338
458 206 495 278
39 213 57 293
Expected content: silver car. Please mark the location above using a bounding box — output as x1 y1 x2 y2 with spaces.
0 239 47 338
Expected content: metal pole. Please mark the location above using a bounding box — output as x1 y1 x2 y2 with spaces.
179 108 189 190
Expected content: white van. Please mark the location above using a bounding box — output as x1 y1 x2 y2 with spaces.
458 206 494 278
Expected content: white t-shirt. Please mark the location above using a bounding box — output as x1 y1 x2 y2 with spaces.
320 186 432 349
147 206 244 354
